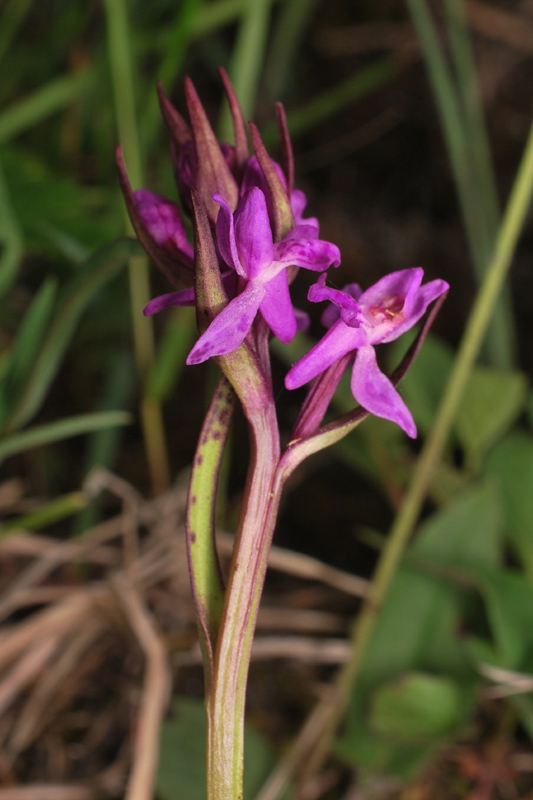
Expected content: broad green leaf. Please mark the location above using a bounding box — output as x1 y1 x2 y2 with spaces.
478 568 533 670
156 698 275 800
0 277 57 430
4 239 139 433
0 411 132 463
336 483 500 777
336 566 474 778
456 366 528 470
412 479 504 570
369 672 464 743
483 432 533 574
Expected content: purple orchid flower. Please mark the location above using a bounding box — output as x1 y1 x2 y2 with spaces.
285 268 449 437
185 187 340 365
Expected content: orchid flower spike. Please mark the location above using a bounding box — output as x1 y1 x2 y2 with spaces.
285 268 449 437
186 188 341 365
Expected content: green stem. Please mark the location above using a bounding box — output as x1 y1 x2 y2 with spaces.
104 0 170 492
206 402 281 800
302 112 533 782
219 0 273 141
406 0 514 367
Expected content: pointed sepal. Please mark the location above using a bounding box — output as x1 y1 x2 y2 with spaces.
249 122 294 242
219 67 249 178
185 77 239 223
276 103 294 196
157 81 192 147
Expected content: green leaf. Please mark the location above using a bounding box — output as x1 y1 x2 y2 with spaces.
336 483 501 777
0 411 132 463
412 479 504 571
478 567 533 670
156 698 275 800
483 432 533 574
336 566 474 778
187 377 234 675
369 672 464 743
4 239 139 433
0 277 57 430
456 366 528 470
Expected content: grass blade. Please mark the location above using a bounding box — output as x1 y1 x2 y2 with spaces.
262 58 397 146
145 307 196 402
0 492 88 537
0 71 91 143
0 153 24 296
219 0 274 141
4 239 139 433
0 411 132 463
104 0 169 492
0 277 57 431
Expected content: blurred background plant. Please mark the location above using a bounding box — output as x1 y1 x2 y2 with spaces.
2 0 533 798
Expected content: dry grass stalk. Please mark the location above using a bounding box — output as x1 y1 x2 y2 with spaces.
0 785 98 800
111 574 170 800
0 470 369 794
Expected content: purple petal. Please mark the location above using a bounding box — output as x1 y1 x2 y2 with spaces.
213 192 246 278
134 190 193 259
285 319 358 390
259 271 296 344
144 287 195 316
241 155 287 196
290 189 319 234
186 281 265 364
284 224 320 242
351 345 416 438
234 188 274 279
272 238 341 276
295 307 310 332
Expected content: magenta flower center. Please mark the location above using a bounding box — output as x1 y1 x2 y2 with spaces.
367 293 405 325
